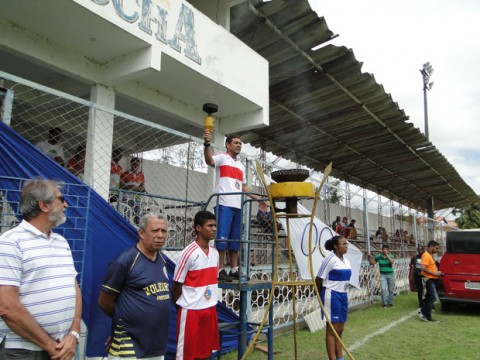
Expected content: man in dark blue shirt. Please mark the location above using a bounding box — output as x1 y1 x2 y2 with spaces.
410 245 425 308
98 213 170 359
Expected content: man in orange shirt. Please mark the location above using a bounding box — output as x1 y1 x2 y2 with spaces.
418 240 444 322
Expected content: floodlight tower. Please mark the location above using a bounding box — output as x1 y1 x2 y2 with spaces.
420 62 435 240
420 62 434 140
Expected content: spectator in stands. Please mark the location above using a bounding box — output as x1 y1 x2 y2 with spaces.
0 179 82 359
394 229 400 240
36 127 65 166
98 213 170 358
347 219 357 240
257 201 274 232
172 210 220 360
375 227 388 242
120 157 145 193
109 148 123 202
380 227 388 242
203 130 264 281
315 235 351 360
66 145 86 180
409 233 415 245
333 218 344 236
341 216 349 237
331 216 341 231
367 244 395 308
410 245 425 309
256 201 285 234
120 157 146 225
419 240 443 322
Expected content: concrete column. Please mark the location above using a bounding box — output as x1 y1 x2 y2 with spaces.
84 84 115 200
0 86 14 126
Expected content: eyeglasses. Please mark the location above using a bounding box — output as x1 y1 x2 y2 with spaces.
55 195 66 203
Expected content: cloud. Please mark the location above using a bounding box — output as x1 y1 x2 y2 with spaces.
309 0 480 194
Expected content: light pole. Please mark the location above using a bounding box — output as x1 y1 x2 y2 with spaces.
420 62 434 140
420 62 435 241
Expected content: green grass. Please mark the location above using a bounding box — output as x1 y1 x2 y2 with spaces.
220 292 480 359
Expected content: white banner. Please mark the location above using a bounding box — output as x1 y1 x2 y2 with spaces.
277 202 363 289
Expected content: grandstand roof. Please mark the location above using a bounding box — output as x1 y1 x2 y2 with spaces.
230 0 477 211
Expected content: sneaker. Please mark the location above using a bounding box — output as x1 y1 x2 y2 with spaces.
417 308 422 314
428 318 440 323
229 269 240 280
218 269 232 282
229 269 250 281
418 312 428 322
383 305 388 308
388 304 394 308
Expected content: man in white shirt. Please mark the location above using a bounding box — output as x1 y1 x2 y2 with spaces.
0 178 82 360
36 127 65 166
203 131 264 281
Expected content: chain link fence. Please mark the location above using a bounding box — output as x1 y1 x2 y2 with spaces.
1 71 455 331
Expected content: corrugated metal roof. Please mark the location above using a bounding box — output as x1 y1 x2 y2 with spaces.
230 0 477 210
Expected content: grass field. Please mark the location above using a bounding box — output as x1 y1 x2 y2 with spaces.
220 292 480 360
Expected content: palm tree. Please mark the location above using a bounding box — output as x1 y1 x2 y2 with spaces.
454 202 480 229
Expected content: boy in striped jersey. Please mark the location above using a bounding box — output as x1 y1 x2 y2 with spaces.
172 211 220 360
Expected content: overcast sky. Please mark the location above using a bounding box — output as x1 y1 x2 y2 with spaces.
308 0 480 195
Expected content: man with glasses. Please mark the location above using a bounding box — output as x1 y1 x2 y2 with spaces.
0 178 82 360
368 244 395 308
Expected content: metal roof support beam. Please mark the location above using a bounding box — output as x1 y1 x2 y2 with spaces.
245 0 470 208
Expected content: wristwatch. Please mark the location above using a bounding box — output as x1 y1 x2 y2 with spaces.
69 330 80 343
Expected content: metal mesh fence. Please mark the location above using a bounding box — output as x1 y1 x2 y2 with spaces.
0 71 455 330
0 176 90 285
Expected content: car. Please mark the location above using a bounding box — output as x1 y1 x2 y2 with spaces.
437 230 480 312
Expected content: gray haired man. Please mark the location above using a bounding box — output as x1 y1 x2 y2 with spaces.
0 179 82 360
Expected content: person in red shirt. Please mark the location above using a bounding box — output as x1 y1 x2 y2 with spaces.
120 158 145 193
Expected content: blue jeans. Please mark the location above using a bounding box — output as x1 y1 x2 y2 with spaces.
380 273 395 305
421 278 438 320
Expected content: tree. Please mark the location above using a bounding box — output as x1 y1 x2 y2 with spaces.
156 141 204 171
454 202 480 229
324 180 344 205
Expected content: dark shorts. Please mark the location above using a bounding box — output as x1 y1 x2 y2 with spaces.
0 338 5 360
5 348 49 360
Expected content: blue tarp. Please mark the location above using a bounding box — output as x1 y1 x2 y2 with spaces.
0 121 244 358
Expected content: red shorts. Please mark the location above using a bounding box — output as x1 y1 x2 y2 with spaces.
176 307 220 360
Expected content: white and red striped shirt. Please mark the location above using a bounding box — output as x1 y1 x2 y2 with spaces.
174 241 219 310
212 152 246 209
